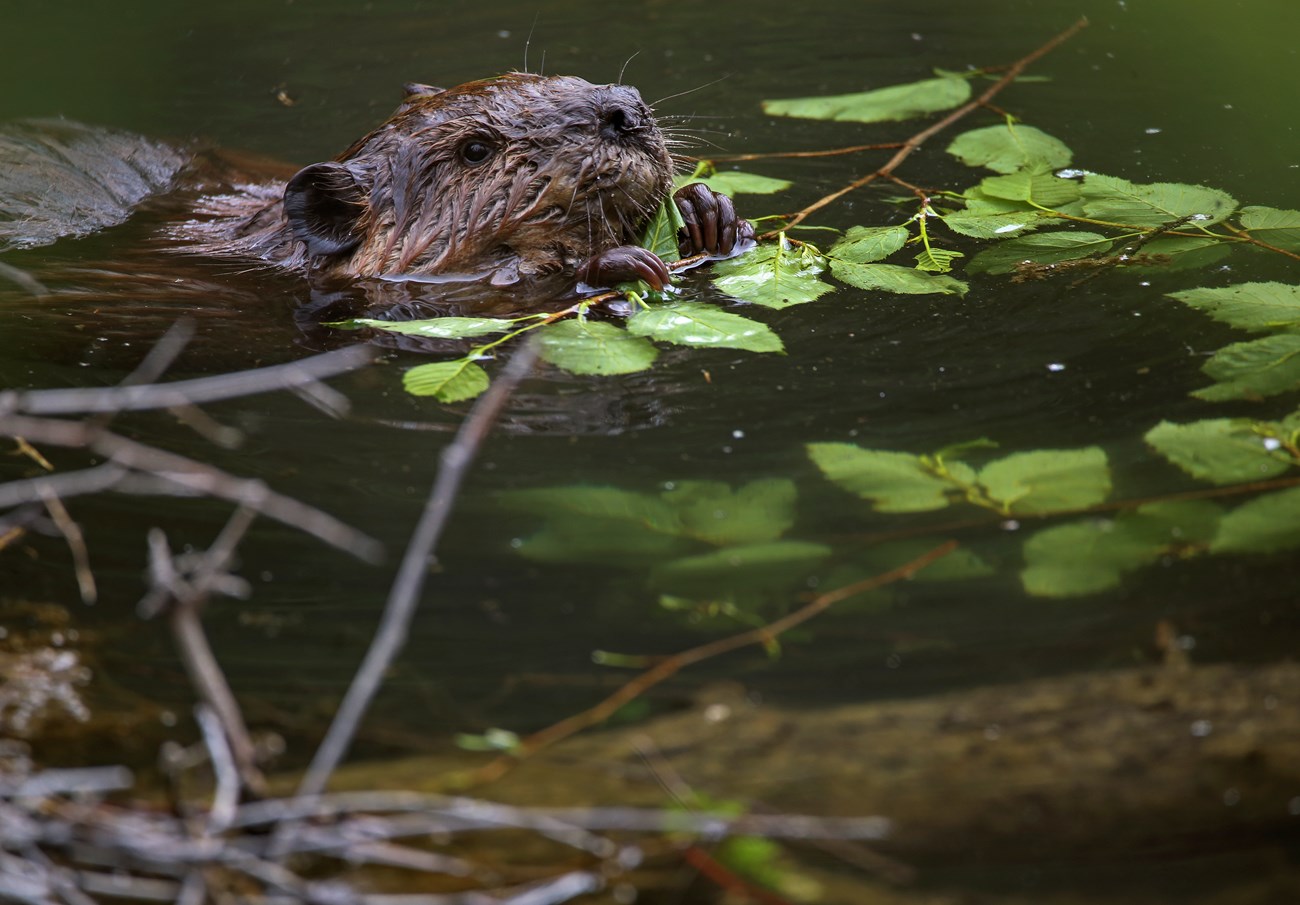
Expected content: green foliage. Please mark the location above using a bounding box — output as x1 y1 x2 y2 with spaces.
679 171 793 197
711 238 835 308
640 197 688 261
1238 206 1300 251
1210 487 1300 554
947 123 1073 174
350 316 515 339
537 318 659 376
1080 174 1237 229
968 231 1113 275
830 261 968 296
829 225 911 263
1146 417 1300 485
1193 334 1300 401
1168 282 1300 333
627 302 783 354
979 166 1082 208
403 359 490 402
763 75 971 123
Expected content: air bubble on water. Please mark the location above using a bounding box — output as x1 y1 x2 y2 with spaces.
732 429 745 439
1263 438 1282 451
1190 719 1213 737
1144 127 1162 135
1047 362 1066 372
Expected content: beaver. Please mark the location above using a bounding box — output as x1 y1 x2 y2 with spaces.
165 72 753 294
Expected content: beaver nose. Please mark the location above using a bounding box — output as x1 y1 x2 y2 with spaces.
597 86 649 140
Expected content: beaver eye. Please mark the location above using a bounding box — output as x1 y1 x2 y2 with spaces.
460 139 494 166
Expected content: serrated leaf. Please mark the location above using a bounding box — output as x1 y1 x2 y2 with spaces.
807 443 956 513
830 261 967 296
914 247 964 273
979 168 1082 208
663 479 797 546
1145 419 1297 485
651 541 832 595
353 316 514 339
712 240 835 309
967 231 1113 275
680 171 792 197
402 359 490 402
946 124 1073 174
978 447 1111 515
829 225 911 263
1022 501 1220 598
763 76 971 123
1080 174 1237 228
1193 333 1300 401
627 302 783 353
639 198 687 261
942 209 1048 239
537 319 658 375
1168 282 1300 333
1239 206 1300 252
1210 486 1300 554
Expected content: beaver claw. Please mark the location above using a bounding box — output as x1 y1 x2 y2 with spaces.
578 245 673 291
674 182 755 258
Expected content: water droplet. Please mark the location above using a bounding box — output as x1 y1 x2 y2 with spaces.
732 429 745 439
1047 363 1066 372
1190 719 1213 737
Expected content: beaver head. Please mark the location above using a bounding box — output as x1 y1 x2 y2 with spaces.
280 73 675 285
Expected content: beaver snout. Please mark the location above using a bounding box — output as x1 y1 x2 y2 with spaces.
594 86 655 144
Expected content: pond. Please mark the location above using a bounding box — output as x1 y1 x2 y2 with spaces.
2 1 1299 902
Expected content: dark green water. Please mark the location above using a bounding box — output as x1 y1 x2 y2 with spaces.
3 0 1299 900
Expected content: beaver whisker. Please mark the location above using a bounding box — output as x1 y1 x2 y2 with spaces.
648 76 730 110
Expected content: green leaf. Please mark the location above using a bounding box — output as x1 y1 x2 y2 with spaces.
711 240 835 309
627 303 783 353
830 261 967 296
1211 486 1300 554
762 75 971 123
663 479 797 546
828 225 910 263
651 541 832 595
979 168 1082 208
639 198 687 261
914 247 964 273
1239 206 1300 252
807 443 956 513
1080 174 1237 228
1145 419 1297 485
1126 237 1231 272
499 485 690 565
1193 333 1300 401
968 231 1113 275
946 124 1073 174
863 540 996 582
500 485 682 531
537 319 658 375
942 209 1050 239
402 359 490 402
1022 501 1220 598
681 171 792 197
353 316 515 339
1168 282 1300 333
977 447 1111 515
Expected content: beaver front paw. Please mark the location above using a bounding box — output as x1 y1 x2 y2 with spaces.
578 244 672 290
674 182 755 258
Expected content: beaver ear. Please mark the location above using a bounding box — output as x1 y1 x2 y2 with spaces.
284 162 365 257
402 82 445 100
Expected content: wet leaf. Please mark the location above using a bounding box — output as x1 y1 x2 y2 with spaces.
968 231 1113 275
1145 418 1297 485
1239 205 1300 252
627 303 783 353
685 171 793 196
1126 237 1231 272
914 247 964 273
946 124 1073 174
829 225 911 263
830 261 968 296
640 198 687 261
977 447 1111 514
763 75 971 123
1193 333 1300 401
403 359 490 402
1211 486 1300 554
354 316 514 339
537 319 658 375
1168 282 1300 333
663 479 797 546
651 541 832 595
1022 501 1220 598
807 444 955 512
712 240 835 309
1080 174 1237 228
979 167 1082 208
942 209 1049 239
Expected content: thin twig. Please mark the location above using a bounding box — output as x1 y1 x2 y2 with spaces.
295 339 541 799
465 541 957 786
38 491 96 605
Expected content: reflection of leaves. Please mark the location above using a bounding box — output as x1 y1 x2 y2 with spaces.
537 319 658 376
651 541 832 596
403 360 490 402
807 444 955 513
1211 487 1300 554
829 225 910 263
968 231 1113 275
499 486 687 566
1193 334 1300 401
1239 206 1300 252
664 479 797 546
977 448 1111 515
1081 174 1237 228
627 303 783 353
1146 418 1298 485
830 261 968 296
946 124 1073 174
1169 282 1300 333
352 316 514 339
763 76 971 123
1022 501 1220 598
712 240 835 309
863 540 996 582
